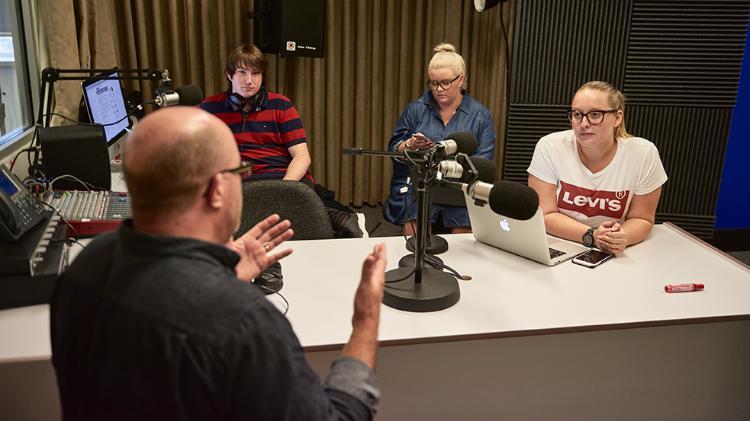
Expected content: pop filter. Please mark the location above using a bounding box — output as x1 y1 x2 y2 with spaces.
488 180 539 220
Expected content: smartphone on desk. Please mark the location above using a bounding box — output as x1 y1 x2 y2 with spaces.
572 249 613 268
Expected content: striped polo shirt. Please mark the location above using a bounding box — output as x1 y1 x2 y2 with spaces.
200 90 314 182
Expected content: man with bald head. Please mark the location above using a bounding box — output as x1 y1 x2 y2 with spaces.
51 107 387 420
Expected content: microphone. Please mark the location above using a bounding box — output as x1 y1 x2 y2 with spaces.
435 132 478 156
153 85 204 107
438 156 496 183
343 132 477 160
463 179 539 220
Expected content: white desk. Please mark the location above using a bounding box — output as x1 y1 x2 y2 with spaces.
1 224 749 420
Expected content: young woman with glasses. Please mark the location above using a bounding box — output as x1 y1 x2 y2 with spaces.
527 81 668 254
384 43 496 236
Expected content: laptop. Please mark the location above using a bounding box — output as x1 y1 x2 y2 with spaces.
81 70 133 161
464 192 588 265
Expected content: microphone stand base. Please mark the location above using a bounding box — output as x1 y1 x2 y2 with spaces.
406 235 448 255
398 253 443 268
383 267 460 312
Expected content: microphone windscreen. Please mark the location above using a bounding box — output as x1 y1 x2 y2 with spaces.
175 85 204 106
471 158 496 183
488 180 539 220
446 132 478 155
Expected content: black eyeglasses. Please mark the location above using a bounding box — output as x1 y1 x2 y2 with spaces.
220 161 253 178
567 109 618 125
426 74 461 90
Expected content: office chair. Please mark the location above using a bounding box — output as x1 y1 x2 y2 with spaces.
237 180 334 240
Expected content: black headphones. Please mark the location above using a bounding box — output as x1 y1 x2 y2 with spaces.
228 86 267 113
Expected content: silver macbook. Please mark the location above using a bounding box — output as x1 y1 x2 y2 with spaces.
464 192 587 265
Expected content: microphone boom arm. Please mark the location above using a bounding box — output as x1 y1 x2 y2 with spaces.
38 66 167 128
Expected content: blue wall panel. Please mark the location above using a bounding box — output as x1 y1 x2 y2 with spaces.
716 29 750 230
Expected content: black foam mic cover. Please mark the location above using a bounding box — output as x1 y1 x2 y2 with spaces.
446 132 478 155
488 180 539 220
175 85 204 106
470 158 496 183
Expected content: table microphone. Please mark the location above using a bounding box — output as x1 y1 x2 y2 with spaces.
154 85 204 107
463 179 539 220
435 132 478 156
438 156 496 183
342 132 477 158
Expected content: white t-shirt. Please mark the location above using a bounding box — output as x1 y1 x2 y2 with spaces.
527 130 668 228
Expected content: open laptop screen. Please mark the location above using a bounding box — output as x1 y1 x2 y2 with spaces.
82 70 131 146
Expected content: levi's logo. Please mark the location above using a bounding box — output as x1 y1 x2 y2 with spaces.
557 181 629 219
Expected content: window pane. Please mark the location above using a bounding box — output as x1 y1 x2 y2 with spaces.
0 0 33 147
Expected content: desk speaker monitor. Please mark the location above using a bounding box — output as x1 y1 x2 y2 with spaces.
39 124 111 191
253 0 325 58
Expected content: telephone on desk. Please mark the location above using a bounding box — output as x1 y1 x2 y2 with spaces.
0 164 68 309
0 164 48 242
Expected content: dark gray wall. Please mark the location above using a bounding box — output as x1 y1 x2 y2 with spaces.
505 0 750 240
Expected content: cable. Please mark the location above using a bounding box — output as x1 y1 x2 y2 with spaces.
385 266 415 283
8 146 37 173
49 174 96 191
403 149 427 168
499 2 510 73
255 284 290 315
28 124 41 174
39 99 152 129
398 188 418 241
21 177 46 195
40 199 80 244
397 186 472 281
423 254 472 281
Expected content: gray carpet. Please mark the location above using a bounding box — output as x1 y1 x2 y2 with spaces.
729 251 750 267
352 204 402 238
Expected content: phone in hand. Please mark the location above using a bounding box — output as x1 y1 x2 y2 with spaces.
572 249 613 268
411 133 433 149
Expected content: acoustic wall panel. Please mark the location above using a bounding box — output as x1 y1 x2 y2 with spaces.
503 105 570 182
506 0 750 240
625 1 750 106
627 106 732 216
510 0 632 104
654 213 716 239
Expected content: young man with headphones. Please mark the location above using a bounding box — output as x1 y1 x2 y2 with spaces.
201 43 363 239
201 43 313 183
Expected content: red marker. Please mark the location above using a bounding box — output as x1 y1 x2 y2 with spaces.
664 283 704 293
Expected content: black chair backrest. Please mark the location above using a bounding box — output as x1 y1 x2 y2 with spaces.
237 180 334 240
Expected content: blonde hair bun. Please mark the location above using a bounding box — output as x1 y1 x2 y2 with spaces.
433 43 457 54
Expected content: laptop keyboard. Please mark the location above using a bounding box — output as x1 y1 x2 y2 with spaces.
548 247 565 259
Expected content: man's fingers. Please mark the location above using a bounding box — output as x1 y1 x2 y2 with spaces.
373 243 387 272
266 248 293 265
360 244 387 285
246 214 282 238
257 221 293 245
267 227 294 249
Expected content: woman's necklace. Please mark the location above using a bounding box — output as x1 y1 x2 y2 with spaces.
441 109 456 125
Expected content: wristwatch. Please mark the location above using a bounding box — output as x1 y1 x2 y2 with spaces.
582 227 596 248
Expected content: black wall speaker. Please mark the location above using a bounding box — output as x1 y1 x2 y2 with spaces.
253 0 326 58
39 124 111 191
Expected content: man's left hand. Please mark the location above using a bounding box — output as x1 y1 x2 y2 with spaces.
228 214 294 281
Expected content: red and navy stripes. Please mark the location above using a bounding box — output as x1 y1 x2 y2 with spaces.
200 91 313 182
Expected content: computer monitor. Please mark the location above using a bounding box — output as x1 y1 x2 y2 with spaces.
81 70 132 149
